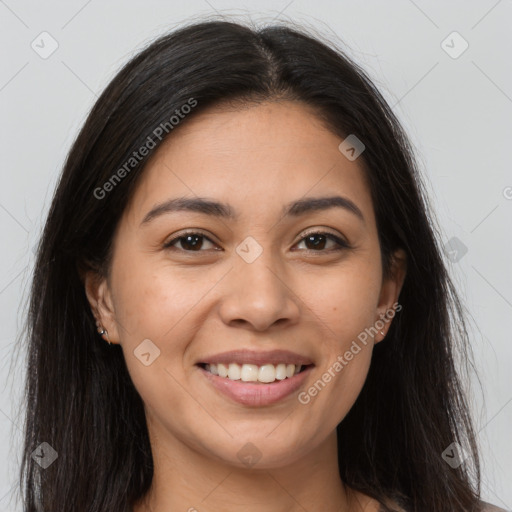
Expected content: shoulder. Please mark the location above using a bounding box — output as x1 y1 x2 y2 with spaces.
377 499 510 512
479 501 509 512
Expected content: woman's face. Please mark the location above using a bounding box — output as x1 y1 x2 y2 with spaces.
86 100 406 469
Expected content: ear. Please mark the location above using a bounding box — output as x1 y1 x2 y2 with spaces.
84 270 120 344
374 248 407 343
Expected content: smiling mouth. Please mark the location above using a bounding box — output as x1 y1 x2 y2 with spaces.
198 362 312 384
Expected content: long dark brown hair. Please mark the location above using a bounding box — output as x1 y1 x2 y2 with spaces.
15 19 483 512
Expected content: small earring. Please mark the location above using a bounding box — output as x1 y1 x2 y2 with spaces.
98 326 111 345
380 330 385 338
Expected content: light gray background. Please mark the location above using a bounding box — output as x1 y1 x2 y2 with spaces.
1 1 511 510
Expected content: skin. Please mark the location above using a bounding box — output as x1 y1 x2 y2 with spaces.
85 100 407 512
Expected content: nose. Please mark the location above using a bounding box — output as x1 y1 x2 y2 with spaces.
217 252 301 332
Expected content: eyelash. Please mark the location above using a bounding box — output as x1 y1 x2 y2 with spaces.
163 229 350 254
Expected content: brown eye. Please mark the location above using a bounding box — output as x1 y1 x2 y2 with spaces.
164 232 217 252
294 231 350 252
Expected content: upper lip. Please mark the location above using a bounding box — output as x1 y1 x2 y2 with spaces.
198 349 314 367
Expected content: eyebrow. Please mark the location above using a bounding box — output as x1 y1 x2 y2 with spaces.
140 195 365 226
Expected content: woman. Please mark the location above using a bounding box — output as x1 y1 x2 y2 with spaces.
18 19 505 512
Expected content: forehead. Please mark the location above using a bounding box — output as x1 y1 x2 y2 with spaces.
124 100 374 225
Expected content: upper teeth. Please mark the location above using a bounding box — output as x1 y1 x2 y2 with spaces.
205 363 302 383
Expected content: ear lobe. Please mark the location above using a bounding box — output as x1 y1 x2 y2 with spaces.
84 271 120 343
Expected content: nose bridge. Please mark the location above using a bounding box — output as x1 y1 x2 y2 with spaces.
218 237 300 330
237 247 281 297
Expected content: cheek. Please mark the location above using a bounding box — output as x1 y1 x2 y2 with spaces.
110 253 223 401
111 249 215 342
296 341 373 443
299 257 382 340
292 257 380 427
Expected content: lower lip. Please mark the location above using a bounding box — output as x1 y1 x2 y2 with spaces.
198 365 313 406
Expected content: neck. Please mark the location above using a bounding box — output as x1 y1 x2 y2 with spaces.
133 423 373 512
